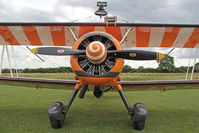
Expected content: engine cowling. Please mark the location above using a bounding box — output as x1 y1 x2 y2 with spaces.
71 32 124 86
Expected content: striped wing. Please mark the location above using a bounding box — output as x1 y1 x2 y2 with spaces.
0 22 199 48
125 26 199 48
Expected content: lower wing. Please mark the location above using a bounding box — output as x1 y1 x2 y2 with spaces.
0 77 76 90
1 77 199 91
121 80 199 91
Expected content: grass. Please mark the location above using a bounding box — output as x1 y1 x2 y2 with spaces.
2 72 199 81
1 73 199 133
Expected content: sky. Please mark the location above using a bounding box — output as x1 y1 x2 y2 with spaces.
0 0 199 70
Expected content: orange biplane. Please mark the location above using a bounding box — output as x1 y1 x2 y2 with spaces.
1 2 199 130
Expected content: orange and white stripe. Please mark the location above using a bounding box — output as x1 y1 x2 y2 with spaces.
0 25 199 48
9 26 31 45
125 26 199 48
22 26 42 46
149 27 165 47
36 26 54 46
0 26 20 45
173 28 194 47
136 27 151 47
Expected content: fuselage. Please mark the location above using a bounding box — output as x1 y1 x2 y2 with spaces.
70 31 124 86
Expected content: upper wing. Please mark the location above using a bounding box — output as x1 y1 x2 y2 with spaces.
120 80 199 91
0 77 76 90
0 22 199 48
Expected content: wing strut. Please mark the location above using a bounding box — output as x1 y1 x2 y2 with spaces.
11 46 18 77
185 49 193 80
120 27 132 44
1 45 14 77
190 47 199 80
5 45 13 77
0 45 5 76
68 27 77 41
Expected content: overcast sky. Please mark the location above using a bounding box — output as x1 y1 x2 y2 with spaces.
1 0 199 23
0 0 199 70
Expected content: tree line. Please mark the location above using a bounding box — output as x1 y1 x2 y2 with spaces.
122 56 199 73
1 56 199 73
1 67 73 73
121 65 198 73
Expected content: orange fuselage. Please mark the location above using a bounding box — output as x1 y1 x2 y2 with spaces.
70 32 124 86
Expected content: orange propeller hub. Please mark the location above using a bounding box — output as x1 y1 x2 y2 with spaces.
86 41 107 64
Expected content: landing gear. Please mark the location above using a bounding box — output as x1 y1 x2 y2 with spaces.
48 78 146 130
115 79 147 130
79 84 88 99
93 86 103 98
48 81 82 128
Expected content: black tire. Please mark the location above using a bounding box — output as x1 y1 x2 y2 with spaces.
93 86 103 98
50 120 63 129
133 121 145 130
131 103 147 130
48 102 66 129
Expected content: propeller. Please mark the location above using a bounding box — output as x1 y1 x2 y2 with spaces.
107 50 165 61
31 47 165 61
31 47 86 56
157 48 174 63
26 46 45 62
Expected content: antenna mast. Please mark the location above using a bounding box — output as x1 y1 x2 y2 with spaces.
95 2 108 18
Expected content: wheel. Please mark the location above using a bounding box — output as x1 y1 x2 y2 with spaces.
48 102 66 128
131 103 147 130
93 86 103 98
133 121 145 130
50 120 64 128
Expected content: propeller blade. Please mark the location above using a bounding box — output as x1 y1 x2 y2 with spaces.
31 47 86 56
26 46 45 62
157 48 174 63
107 50 165 61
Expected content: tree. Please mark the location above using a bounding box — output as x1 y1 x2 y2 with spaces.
195 63 199 72
137 66 144 72
122 65 133 73
157 56 175 72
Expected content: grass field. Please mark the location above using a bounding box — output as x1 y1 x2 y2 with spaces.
2 72 199 80
1 73 199 133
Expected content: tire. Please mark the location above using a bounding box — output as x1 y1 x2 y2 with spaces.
50 120 63 128
131 103 147 130
133 121 145 130
48 102 66 129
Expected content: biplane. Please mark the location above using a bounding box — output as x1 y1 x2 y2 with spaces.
1 2 199 130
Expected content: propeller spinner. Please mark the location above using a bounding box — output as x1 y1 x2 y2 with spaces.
86 41 107 64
